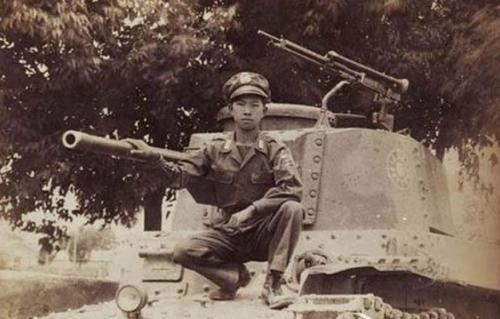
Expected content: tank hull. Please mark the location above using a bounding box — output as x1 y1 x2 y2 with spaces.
52 104 500 319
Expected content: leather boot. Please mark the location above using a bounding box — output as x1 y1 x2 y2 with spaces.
208 264 251 301
261 270 296 309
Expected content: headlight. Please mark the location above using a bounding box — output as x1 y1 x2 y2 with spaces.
115 284 148 313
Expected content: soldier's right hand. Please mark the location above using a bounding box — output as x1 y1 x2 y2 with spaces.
122 138 160 162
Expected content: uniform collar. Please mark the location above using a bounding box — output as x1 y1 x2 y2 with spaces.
220 132 268 167
220 132 267 154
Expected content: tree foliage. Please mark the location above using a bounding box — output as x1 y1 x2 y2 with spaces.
0 0 234 239
0 0 498 242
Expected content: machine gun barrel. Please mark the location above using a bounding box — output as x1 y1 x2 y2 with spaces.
62 130 189 162
327 50 409 94
258 30 329 68
258 30 409 100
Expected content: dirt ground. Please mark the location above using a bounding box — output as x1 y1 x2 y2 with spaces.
0 270 118 319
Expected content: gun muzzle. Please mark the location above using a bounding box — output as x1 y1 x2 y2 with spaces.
257 30 281 42
62 130 134 158
62 130 93 149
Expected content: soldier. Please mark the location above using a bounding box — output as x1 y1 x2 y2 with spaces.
128 72 304 309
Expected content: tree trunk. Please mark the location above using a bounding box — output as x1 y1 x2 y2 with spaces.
144 187 164 231
435 140 446 162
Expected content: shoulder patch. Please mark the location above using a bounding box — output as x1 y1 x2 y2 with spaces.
275 148 296 170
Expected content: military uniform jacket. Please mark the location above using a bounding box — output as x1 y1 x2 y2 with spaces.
157 132 303 218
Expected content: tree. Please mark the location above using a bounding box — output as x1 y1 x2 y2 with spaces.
1 0 498 243
0 0 234 241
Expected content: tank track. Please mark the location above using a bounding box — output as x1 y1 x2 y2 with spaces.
380 302 455 319
289 294 456 319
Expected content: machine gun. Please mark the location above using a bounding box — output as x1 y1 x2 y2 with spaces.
62 130 189 162
258 30 409 130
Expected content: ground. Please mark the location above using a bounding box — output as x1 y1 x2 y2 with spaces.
40 282 294 319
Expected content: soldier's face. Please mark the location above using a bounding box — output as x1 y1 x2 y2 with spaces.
230 95 266 131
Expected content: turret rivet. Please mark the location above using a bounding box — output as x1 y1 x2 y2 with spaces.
374 298 383 311
363 297 373 310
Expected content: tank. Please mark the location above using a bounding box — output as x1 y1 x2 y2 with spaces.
56 106 500 319
106 100 498 319
57 35 500 319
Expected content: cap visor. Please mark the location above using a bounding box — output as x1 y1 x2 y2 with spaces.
230 85 268 100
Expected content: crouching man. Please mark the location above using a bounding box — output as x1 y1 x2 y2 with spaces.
129 72 304 309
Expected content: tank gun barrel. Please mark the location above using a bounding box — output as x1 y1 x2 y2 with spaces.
62 130 189 162
258 30 409 101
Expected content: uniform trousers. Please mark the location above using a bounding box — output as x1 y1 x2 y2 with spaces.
173 201 304 291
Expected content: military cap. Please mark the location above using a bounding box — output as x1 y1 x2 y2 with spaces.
223 72 271 102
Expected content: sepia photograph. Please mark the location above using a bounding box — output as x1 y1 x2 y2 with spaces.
0 1 499 318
